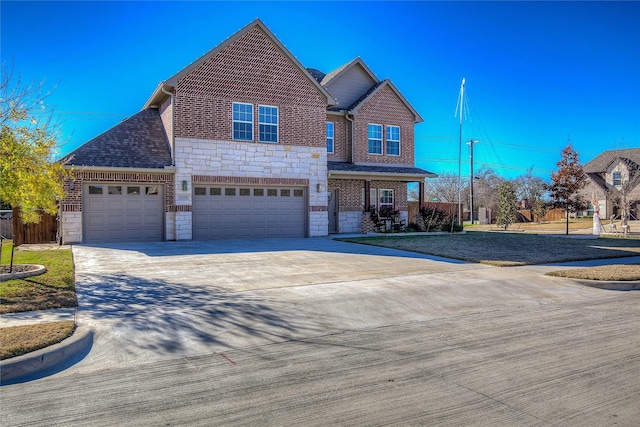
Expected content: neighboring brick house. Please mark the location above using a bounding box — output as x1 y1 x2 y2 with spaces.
60 19 433 243
581 148 640 221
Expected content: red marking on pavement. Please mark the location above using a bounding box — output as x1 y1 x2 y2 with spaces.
220 353 237 365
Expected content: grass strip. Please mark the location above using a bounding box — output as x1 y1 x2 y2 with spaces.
546 263 640 281
0 321 76 360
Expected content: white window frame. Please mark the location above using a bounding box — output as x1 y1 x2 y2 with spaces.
258 105 279 143
386 125 401 156
613 171 622 186
369 188 377 209
232 102 253 141
326 122 334 153
379 189 394 208
368 123 383 155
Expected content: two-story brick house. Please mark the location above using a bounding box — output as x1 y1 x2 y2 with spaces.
581 148 640 221
59 19 433 243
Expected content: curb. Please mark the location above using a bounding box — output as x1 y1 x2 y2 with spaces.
0 265 46 282
1 325 94 385
572 279 640 291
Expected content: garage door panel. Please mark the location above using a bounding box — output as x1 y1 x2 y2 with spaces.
83 184 163 243
193 186 306 240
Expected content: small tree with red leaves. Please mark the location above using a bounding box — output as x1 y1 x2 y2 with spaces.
547 144 587 235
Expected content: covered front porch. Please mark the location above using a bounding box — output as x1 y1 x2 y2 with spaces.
327 162 436 234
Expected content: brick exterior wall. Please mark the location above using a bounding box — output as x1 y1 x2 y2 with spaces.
352 85 416 165
60 170 175 243
327 115 350 161
328 178 408 233
173 27 326 148
159 97 173 158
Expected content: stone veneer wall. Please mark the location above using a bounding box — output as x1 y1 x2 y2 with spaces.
173 137 329 239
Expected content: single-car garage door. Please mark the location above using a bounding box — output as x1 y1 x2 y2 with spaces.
193 186 306 240
83 184 164 243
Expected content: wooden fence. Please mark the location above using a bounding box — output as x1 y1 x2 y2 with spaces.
518 208 566 223
11 208 57 245
408 202 459 224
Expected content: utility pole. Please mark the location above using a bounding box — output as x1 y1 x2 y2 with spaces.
467 139 478 224
456 78 465 226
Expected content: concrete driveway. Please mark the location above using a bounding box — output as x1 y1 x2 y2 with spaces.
69 238 605 373
3 238 639 426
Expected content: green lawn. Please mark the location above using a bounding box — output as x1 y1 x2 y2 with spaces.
337 231 640 267
0 243 76 314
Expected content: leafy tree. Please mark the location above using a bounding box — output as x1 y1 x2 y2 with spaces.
547 144 587 235
0 65 69 224
532 199 547 223
496 181 517 230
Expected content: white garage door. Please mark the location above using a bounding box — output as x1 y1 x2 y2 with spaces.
83 184 164 243
193 186 306 240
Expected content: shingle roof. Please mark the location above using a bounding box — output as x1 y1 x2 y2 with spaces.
583 148 640 173
306 68 325 83
61 108 172 169
328 161 436 177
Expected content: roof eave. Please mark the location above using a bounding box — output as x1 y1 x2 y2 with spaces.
64 165 176 173
328 170 436 181
348 79 423 123
142 82 174 110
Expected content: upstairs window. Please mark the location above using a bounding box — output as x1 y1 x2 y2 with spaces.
233 102 253 141
326 122 334 153
259 105 278 143
368 124 382 155
386 125 400 156
613 171 622 186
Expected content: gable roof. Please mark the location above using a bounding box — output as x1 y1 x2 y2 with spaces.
319 57 423 123
61 108 172 169
144 19 335 109
320 57 378 87
348 79 424 123
583 148 640 173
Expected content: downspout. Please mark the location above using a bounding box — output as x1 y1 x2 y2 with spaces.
161 85 176 166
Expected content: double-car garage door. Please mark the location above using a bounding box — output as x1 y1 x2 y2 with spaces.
82 183 306 242
193 185 306 239
83 184 164 243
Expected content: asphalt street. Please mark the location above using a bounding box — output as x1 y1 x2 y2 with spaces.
1 238 639 426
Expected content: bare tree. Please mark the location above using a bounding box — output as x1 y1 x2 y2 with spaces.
513 166 548 221
471 166 504 211
423 171 465 204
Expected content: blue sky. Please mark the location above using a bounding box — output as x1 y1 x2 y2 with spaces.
2 1 639 181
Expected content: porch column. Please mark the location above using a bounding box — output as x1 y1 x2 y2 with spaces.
364 180 371 212
419 181 425 206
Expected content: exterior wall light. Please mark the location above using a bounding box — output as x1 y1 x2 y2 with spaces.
69 179 75 191
316 183 323 193
182 180 188 191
